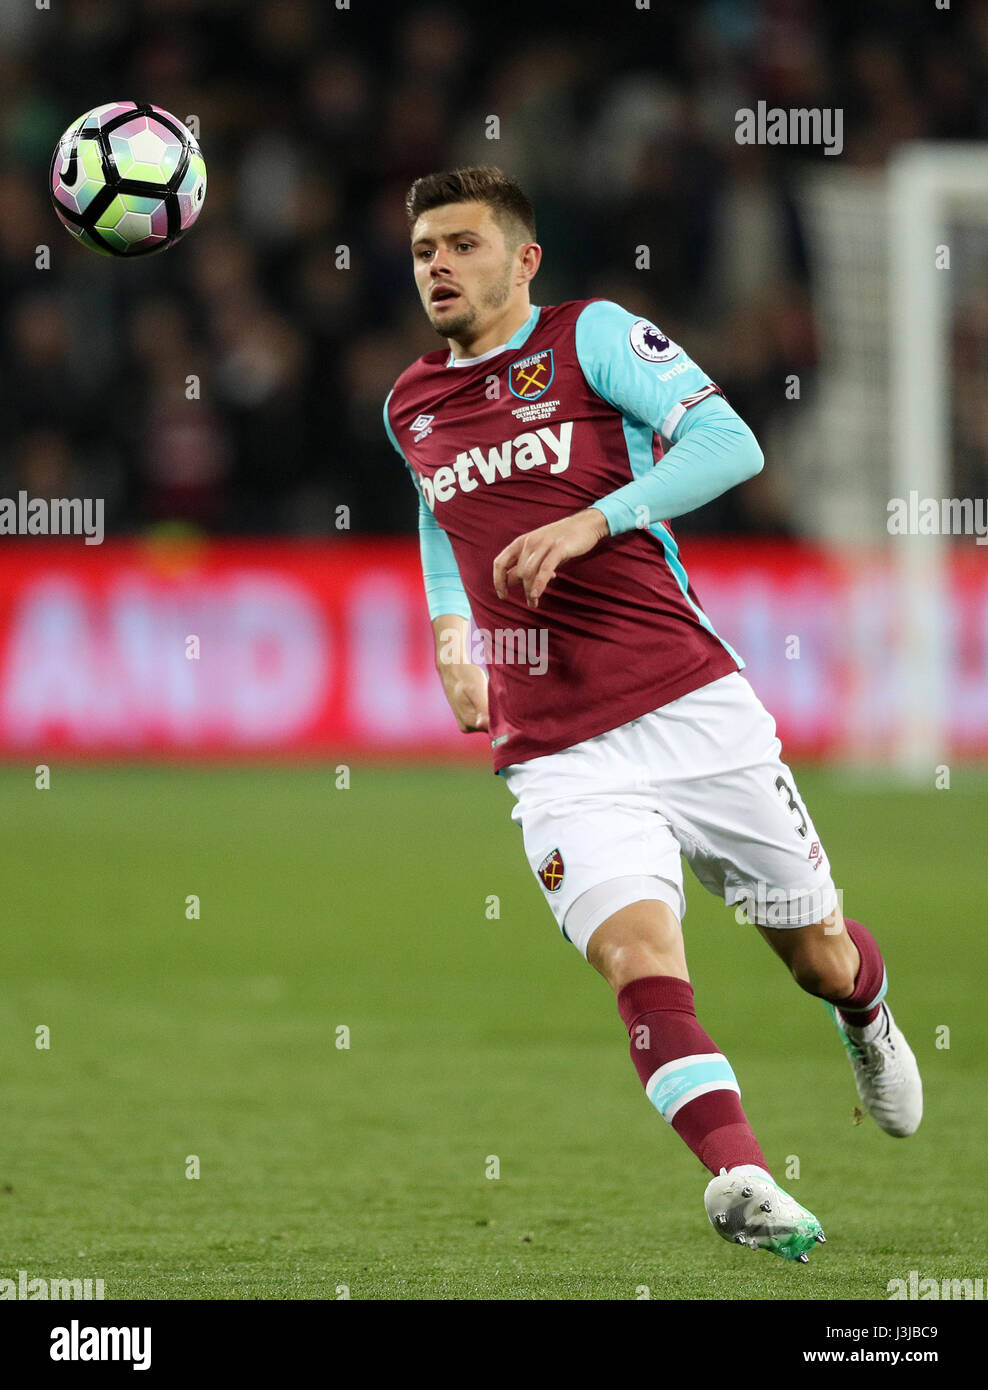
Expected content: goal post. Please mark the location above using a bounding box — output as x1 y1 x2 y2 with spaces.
793 143 988 777
887 144 988 778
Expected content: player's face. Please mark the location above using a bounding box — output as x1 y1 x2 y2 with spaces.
410 201 516 344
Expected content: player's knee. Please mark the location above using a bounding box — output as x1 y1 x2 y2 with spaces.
789 951 857 1000
586 902 686 993
594 940 670 992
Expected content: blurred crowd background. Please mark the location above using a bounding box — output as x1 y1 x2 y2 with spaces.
0 0 984 539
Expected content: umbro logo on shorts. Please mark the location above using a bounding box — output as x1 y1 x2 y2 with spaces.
538 848 565 892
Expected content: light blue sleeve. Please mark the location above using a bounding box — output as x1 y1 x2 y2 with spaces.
383 392 472 621
416 493 473 620
590 393 764 535
574 300 764 535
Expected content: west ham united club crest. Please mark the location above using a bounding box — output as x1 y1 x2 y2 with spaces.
538 848 565 892
509 349 554 401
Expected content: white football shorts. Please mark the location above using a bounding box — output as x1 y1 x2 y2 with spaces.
501 672 838 958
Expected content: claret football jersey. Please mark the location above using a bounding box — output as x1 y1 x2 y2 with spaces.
385 299 742 772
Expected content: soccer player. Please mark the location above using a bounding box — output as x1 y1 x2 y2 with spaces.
384 166 922 1263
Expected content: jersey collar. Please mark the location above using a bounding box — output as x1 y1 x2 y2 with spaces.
446 305 541 367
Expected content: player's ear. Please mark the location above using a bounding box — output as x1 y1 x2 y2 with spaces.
517 241 542 283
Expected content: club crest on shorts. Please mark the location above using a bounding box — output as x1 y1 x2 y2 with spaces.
538 848 565 892
509 349 554 400
629 319 680 364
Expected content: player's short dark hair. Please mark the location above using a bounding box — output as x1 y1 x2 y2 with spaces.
405 167 536 247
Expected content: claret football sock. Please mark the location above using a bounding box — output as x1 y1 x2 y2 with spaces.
617 975 770 1177
831 918 887 1028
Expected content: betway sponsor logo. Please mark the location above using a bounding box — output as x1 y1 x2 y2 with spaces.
420 423 573 509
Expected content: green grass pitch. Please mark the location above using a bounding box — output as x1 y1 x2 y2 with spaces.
1 762 984 1300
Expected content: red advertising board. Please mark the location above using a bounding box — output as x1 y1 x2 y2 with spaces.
0 537 984 759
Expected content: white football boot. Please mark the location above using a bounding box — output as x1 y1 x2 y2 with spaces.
704 1169 826 1263
825 1001 923 1137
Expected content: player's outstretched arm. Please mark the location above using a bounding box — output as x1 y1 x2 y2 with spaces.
493 397 763 609
590 394 764 537
432 614 489 733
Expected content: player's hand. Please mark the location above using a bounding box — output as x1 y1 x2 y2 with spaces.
493 508 610 609
439 663 490 734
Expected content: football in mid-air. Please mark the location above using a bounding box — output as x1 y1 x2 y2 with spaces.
50 101 206 257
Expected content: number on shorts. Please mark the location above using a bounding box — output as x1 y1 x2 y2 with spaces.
774 775 808 839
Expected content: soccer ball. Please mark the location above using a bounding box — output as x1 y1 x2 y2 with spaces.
50 102 206 257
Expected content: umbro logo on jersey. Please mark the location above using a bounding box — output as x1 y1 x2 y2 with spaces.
418 422 573 510
410 413 434 441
